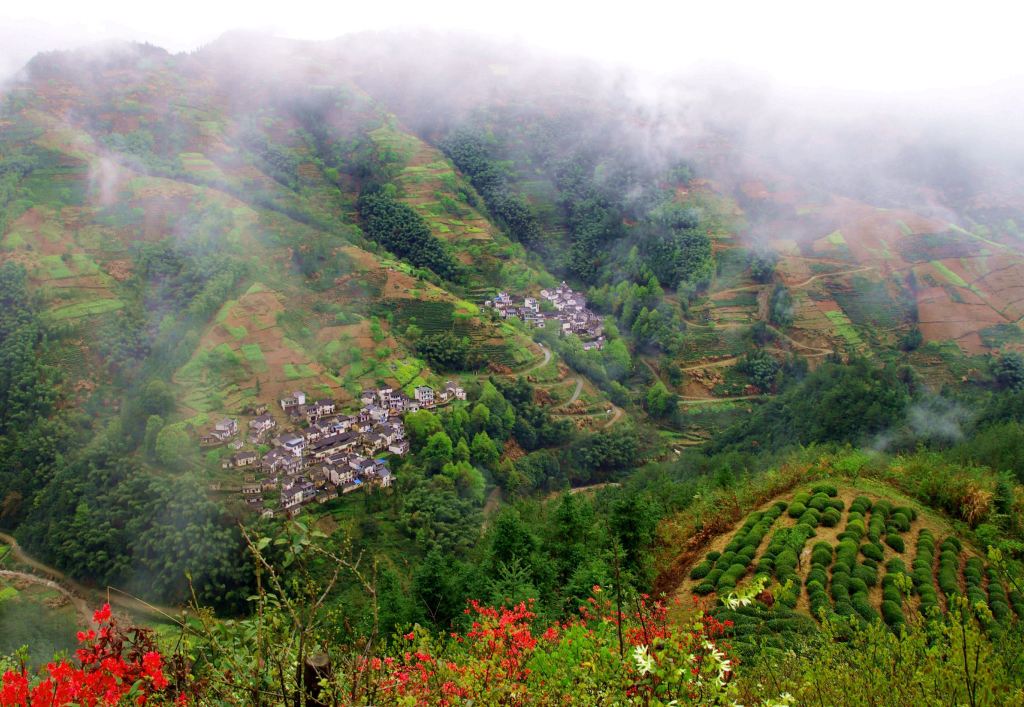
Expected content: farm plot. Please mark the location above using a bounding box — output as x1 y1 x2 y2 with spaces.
681 484 1020 638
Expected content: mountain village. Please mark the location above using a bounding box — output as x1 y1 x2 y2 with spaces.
487 281 606 350
202 380 465 518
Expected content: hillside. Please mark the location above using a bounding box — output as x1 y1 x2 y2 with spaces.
2 31 1024 706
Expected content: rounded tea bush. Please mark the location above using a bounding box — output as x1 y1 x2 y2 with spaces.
889 512 911 532
860 541 884 557
707 551 721 562
885 534 905 553
811 543 833 566
811 483 838 497
808 493 831 511
689 560 713 580
821 508 842 527
881 600 905 629
882 584 903 605
852 594 879 623
854 564 878 587
793 492 812 506
787 502 807 518
850 496 873 514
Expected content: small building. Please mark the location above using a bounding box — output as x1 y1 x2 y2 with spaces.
249 414 276 434
444 381 466 401
222 451 259 469
414 386 435 406
279 432 306 457
388 438 410 455
279 391 307 412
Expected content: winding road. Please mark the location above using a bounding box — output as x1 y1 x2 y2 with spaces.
518 342 552 374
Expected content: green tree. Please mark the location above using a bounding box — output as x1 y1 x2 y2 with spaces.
143 415 164 460
471 431 500 468
993 353 1024 391
422 431 454 473
442 460 486 504
154 425 194 471
405 410 442 449
646 381 677 418
453 437 471 463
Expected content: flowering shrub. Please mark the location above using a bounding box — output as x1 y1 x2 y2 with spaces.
0 605 175 707
1 591 795 705
347 588 783 706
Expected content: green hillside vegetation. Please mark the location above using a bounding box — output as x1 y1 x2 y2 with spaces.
3 36 1024 705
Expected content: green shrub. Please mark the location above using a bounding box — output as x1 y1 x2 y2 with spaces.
821 508 842 527
881 600 905 629
852 594 879 623
694 582 715 595
707 551 721 562
808 493 831 511
787 502 807 518
811 483 838 497
882 584 903 605
889 512 911 532
885 534 905 553
775 549 798 578
854 564 878 587
850 496 873 514
689 560 713 580
860 541 884 561
811 543 833 566
807 567 828 588
849 577 868 596
793 492 811 505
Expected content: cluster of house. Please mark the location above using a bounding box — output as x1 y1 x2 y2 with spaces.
487 281 605 350
204 381 466 518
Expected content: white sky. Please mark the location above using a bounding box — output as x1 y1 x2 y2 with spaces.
2 0 1024 92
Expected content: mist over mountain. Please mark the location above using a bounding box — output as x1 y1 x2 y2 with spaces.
2 25 1024 705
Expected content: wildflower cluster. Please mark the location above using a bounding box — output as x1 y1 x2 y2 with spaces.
351 589 753 705
0 605 175 707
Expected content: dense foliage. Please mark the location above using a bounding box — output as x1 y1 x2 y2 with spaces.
357 187 461 281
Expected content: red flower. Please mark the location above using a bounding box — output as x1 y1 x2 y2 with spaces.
93 604 112 624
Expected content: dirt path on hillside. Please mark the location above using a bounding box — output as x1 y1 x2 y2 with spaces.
678 395 761 405
680 357 739 372
710 284 763 299
559 378 584 407
0 532 186 623
0 569 93 626
788 265 875 290
602 404 624 428
517 343 551 375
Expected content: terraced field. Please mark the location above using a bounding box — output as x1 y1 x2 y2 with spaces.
682 484 1022 639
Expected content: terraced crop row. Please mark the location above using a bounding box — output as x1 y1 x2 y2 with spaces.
688 485 1023 634
691 502 787 595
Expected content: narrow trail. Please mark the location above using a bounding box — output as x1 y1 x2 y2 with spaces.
678 395 762 405
602 404 624 428
517 342 552 375
709 283 763 299
0 532 185 623
788 265 874 290
680 357 739 372
560 378 584 407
